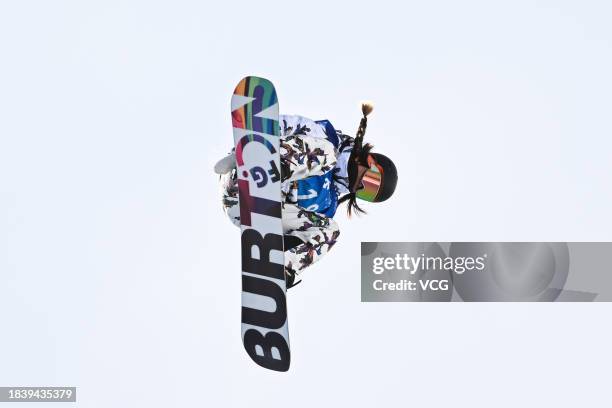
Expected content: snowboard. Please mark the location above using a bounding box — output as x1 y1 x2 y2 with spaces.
231 76 290 371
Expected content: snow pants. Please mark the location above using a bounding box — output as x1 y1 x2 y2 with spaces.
219 170 340 283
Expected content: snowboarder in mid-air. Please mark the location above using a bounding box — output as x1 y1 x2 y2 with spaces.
216 102 398 288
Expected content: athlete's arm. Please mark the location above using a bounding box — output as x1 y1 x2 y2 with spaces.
280 135 337 182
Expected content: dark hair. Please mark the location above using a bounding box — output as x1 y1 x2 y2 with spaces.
338 142 374 217
338 101 375 217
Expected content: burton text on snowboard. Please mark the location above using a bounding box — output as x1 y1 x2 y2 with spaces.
231 76 290 371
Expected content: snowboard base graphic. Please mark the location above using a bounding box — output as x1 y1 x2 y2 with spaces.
231 76 290 371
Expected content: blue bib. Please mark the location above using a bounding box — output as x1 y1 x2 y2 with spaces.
296 172 338 217
295 119 339 217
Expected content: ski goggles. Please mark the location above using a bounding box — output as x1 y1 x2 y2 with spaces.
355 155 383 202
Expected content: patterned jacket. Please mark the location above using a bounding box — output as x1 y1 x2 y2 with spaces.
220 115 355 282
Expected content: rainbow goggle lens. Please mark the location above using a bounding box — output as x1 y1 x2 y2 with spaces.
355 155 383 202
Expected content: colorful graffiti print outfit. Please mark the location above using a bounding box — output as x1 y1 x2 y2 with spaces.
220 115 355 287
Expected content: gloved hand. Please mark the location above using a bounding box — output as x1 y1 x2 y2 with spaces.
214 152 236 174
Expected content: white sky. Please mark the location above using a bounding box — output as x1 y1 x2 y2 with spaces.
1 1 611 407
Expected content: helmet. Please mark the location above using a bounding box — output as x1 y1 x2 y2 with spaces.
355 153 398 203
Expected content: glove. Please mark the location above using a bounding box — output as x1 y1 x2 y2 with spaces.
214 152 236 175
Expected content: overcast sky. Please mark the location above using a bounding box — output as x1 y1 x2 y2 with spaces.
1 1 611 407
